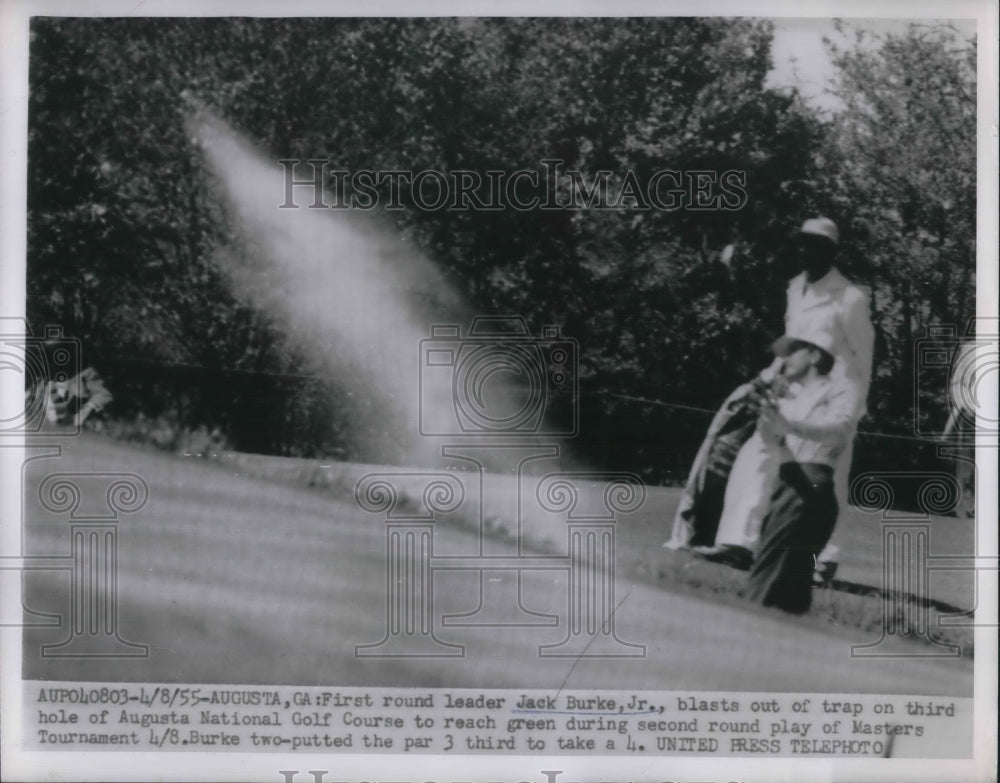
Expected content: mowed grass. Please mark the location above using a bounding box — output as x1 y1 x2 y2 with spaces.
19 433 974 693
212 446 976 658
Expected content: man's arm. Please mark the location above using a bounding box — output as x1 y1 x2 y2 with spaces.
784 386 857 443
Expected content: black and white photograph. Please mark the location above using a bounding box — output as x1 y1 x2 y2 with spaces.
0 1 996 781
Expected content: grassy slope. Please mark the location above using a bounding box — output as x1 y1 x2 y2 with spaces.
21 432 973 696
214 445 977 655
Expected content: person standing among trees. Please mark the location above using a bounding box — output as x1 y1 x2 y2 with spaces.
779 217 875 580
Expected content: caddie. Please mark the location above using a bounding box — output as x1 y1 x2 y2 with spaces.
782 217 875 582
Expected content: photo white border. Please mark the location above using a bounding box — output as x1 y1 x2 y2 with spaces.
1 1 996 781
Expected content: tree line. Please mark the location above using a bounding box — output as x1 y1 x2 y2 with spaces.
26 18 976 484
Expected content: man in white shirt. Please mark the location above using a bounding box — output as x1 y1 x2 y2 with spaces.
784 217 874 418
747 327 856 613
784 218 874 581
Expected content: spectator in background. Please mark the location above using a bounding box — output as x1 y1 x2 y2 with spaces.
37 367 112 428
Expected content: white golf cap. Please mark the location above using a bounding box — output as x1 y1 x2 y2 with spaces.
798 216 839 245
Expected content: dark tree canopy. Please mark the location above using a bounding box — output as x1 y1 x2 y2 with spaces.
26 18 975 481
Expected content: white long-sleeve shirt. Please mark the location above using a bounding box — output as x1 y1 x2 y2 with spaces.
755 372 855 469
784 267 875 421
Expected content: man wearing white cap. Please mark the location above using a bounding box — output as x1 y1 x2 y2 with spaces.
783 217 874 580
785 217 874 414
747 327 856 613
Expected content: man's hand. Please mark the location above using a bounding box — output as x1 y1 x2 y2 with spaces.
758 402 791 443
771 374 791 398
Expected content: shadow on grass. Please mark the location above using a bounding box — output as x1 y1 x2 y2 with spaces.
636 549 975 660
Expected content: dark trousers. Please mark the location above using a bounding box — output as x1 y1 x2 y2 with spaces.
746 462 838 614
689 470 728 546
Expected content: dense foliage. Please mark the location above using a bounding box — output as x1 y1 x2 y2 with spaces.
26 18 976 483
